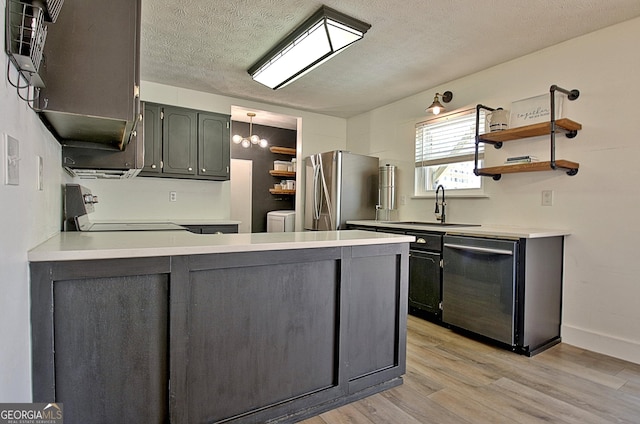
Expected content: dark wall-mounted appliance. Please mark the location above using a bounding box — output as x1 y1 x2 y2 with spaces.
36 0 141 171
62 128 144 179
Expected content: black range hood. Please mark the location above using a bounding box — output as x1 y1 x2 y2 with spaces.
35 0 142 178
62 129 144 179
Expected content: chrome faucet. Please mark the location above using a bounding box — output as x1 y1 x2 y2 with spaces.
434 185 446 223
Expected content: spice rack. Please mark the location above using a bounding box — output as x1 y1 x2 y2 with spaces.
474 85 581 181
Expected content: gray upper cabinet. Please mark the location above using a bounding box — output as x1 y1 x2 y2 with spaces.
143 104 163 174
163 107 198 176
37 0 141 150
199 113 231 179
141 103 230 181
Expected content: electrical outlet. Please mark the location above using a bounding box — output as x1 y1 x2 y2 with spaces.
541 190 554 206
169 191 177 202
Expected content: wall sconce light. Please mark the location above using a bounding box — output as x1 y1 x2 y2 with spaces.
425 91 453 115
232 113 268 148
248 5 371 90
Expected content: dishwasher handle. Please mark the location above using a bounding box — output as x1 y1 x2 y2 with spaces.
444 243 514 256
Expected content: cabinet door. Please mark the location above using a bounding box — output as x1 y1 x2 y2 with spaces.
409 250 441 315
53 274 168 424
347 250 400 381
143 103 163 173
174 255 339 423
163 107 197 175
198 113 230 180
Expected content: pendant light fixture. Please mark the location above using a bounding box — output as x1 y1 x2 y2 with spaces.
232 113 268 148
426 91 453 115
248 6 371 90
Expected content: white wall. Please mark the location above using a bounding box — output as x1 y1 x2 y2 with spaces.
347 17 640 363
79 82 348 229
0 0 63 399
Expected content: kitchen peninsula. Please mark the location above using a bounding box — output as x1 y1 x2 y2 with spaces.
28 230 412 424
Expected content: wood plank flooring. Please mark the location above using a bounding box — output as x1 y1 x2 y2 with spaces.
299 315 640 424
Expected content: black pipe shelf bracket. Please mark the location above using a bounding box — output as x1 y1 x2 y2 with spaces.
473 84 582 180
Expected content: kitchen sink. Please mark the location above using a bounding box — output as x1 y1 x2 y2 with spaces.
386 221 481 227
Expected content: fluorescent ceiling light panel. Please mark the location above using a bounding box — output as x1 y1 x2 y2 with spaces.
249 6 371 90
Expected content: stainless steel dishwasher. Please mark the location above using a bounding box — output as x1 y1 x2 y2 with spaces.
441 235 518 346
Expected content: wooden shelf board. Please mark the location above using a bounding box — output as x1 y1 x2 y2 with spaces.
269 189 296 195
480 118 582 143
478 160 579 175
269 170 295 177
270 146 296 155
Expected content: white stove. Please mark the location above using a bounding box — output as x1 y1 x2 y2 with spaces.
64 184 187 232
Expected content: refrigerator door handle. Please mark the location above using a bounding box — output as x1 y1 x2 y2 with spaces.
313 160 321 220
317 155 334 229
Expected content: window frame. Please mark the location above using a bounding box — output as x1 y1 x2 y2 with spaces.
414 107 486 197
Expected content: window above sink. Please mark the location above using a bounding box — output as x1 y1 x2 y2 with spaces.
415 107 487 197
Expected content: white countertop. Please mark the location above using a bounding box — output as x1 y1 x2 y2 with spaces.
28 230 414 262
347 220 570 239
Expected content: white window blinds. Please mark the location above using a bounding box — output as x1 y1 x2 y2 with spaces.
415 109 484 167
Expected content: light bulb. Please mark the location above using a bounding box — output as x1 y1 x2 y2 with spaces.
432 106 441 115
259 139 268 148
250 134 260 144
241 139 250 148
232 134 243 144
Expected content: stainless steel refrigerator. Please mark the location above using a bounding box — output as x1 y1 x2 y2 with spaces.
304 151 379 230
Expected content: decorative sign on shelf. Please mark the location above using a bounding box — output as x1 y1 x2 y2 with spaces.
509 94 563 128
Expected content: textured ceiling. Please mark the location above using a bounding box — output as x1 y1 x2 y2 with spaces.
141 0 640 125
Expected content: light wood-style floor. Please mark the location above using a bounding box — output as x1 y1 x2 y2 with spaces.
300 315 640 424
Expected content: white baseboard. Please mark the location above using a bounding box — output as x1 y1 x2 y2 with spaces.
562 324 640 365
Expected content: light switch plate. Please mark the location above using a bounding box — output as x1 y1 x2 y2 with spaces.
5 134 19 185
37 155 43 190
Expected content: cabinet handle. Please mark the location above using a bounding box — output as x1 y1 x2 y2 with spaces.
444 243 513 255
202 168 206 172
151 164 157 169
188 167 193 171
416 238 427 244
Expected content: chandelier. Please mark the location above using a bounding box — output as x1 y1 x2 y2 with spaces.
232 113 268 148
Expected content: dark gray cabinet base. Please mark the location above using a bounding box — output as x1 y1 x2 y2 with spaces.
30 244 408 424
